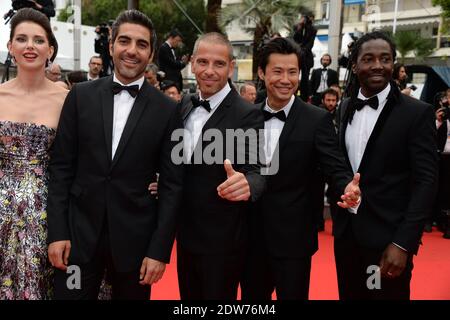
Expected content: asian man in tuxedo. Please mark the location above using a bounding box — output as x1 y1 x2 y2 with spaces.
240 37 360 300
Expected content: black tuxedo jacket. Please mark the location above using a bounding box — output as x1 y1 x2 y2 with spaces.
158 42 185 89
437 120 448 153
335 85 438 254
250 97 352 258
177 89 266 255
47 76 184 272
310 68 339 95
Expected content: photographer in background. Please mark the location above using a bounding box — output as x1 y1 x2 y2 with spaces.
293 14 317 101
12 0 55 19
94 20 113 77
338 41 354 70
436 89 450 153
433 89 450 238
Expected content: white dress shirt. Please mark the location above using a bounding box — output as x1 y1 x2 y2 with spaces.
317 68 328 93
437 119 450 153
346 83 391 173
345 83 390 214
346 83 408 252
111 74 145 159
263 95 295 163
184 83 231 163
87 73 99 81
445 123 450 153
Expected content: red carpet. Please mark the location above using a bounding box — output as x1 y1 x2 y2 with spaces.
152 220 450 300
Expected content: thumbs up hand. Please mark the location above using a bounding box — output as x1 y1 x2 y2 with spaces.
338 173 361 209
217 159 251 201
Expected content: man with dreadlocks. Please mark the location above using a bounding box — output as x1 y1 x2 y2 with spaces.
333 31 438 300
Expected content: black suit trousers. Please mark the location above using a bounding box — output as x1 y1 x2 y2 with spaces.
300 64 311 101
177 243 244 300
334 223 413 300
53 221 151 300
241 246 312 300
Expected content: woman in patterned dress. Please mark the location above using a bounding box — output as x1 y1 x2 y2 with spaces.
0 8 67 299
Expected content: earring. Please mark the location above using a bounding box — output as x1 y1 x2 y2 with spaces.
9 52 16 64
46 58 52 70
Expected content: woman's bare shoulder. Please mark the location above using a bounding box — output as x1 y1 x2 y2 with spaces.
0 79 17 93
48 81 69 100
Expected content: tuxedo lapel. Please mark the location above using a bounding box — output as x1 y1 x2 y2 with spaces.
189 91 233 163
164 42 175 58
277 97 301 154
111 81 151 169
101 76 114 164
326 69 332 86
181 94 194 122
201 91 233 133
339 99 352 170
356 90 398 173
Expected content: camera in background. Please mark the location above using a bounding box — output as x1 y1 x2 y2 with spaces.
435 91 450 121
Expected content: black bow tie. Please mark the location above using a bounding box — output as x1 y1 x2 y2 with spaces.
263 110 286 122
354 96 379 111
112 82 139 98
191 96 211 112
322 68 327 71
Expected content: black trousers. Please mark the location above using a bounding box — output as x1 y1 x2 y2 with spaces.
53 225 150 300
241 246 312 300
177 243 244 300
300 65 311 101
334 224 413 300
312 169 325 230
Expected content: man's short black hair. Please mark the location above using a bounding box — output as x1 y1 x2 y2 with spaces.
321 88 338 100
168 28 183 40
111 10 155 52
160 80 180 93
258 37 301 72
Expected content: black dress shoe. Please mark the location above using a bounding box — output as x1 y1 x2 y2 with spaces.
443 213 450 239
443 230 450 239
424 223 432 233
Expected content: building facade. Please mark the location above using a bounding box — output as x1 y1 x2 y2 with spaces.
221 0 449 81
